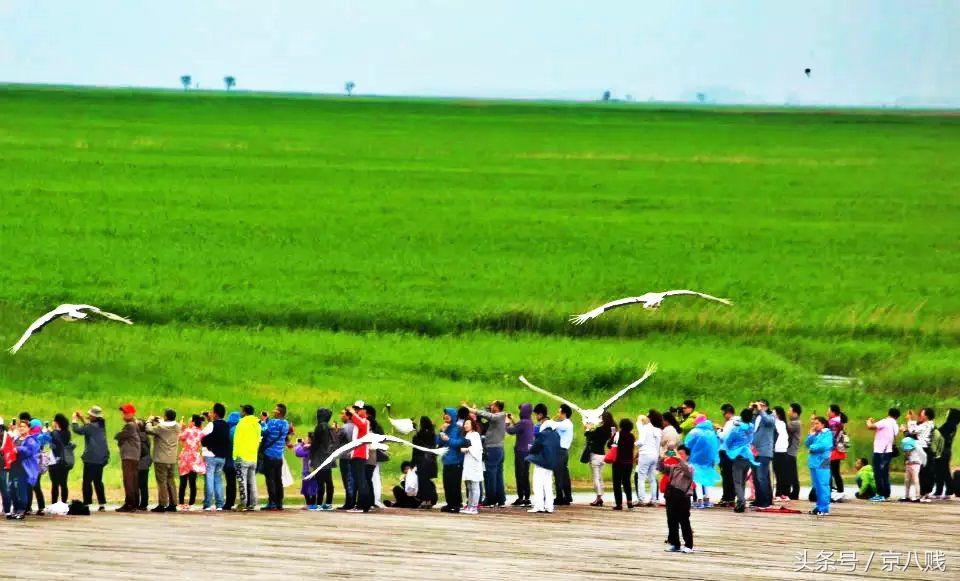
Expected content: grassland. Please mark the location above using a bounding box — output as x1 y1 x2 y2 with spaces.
0 85 958 492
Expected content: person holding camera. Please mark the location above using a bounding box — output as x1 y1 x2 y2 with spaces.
505 403 534 507
465 400 507 508
146 408 181 512
200 403 230 511
750 400 775 509
71 406 109 511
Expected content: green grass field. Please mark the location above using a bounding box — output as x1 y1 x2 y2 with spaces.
1 85 958 494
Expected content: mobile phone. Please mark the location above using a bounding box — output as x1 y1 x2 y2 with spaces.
44 422 50 428
297 438 302 444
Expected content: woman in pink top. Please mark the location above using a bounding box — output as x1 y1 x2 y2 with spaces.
178 414 206 510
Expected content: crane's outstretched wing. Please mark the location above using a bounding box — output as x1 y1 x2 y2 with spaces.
382 435 448 456
596 362 658 412
303 435 372 480
76 305 134 324
661 290 732 305
518 376 584 413
8 306 70 354
569 296 648 325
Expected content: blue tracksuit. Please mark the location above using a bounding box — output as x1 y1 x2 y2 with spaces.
806 429 834 513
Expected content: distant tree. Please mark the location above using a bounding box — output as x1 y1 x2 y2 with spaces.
696 92 706 104
601 90 612 102
181 75 192 91
224 76 236 91
624 94 634 102
345 81 356 96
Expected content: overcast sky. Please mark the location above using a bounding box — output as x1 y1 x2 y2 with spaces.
1 0 957 106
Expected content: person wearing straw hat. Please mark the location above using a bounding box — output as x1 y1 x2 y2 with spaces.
72 405 109 511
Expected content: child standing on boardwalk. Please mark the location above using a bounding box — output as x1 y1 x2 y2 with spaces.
295 435 319 509
901 435 926 502
662 444 695 553
460 419 484 514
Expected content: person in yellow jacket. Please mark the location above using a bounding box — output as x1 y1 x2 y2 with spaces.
233 404 262 511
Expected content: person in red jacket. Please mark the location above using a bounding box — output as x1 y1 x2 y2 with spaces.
344 405 371 513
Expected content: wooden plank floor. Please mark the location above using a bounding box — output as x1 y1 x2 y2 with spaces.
4 499 958 579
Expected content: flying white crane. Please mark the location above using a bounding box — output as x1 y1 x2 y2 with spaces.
518 362 658 426
385 404 416 435
570 290 731 325
303 433 447 480
9 304 134 354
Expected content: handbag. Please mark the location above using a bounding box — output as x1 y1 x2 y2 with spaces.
579 445 591 464
603 445 618 464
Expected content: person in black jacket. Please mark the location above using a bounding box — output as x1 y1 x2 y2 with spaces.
137 420 151 510
935 408 959 498
585 412 615 507
48 413 73 504
200 403 230 511
311 408 338 510
411 416 438 506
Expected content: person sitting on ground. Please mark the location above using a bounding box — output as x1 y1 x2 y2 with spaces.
146 408 180 512
663 444 695 554
854 457 876 499
384 461 421 508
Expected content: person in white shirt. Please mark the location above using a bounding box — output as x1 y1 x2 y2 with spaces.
866 408 900 501
635 412 663 506
772 407 790 500
386 461 421 508
460 419 484 514
716 404 738 506
544 404 574 505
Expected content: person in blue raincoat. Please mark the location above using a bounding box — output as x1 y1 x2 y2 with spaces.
684 415 721 508
806 416 834 516
720 408 759 513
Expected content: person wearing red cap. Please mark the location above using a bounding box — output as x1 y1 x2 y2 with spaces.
115 403 141 512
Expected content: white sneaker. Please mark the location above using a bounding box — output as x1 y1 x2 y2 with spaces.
527 508 542 513
681 547 695 554
203 506 215 512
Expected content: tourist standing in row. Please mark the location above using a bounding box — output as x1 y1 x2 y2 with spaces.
866 408 900 501
72 406 108 511
505 403 534 507
146 409 180 512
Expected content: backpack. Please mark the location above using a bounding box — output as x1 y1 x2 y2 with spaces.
67 500 90 516
62 441 77 470
835 430 850 453
930 428 945 459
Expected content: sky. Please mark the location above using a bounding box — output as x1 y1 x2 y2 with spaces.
0 0 957 107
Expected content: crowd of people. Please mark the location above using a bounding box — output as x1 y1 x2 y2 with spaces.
1 397 957 553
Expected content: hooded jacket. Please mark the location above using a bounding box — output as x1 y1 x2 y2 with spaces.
233 415 262 463
72 419 110 465
752 410 776 458
224 412 241 468
720 419 758 466
526 425 561 471
805 428 833 470
438 407 465 466
685 421 721 487
310 408 337 471
146 420 181 465
505 403 535 456
14 434 40 486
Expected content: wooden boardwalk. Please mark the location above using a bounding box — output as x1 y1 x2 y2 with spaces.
4 500 959 579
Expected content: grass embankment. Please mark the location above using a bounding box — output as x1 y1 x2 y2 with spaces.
0 86 958 495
